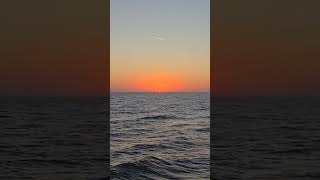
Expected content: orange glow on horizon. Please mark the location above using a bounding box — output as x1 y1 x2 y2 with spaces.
112 71 209 92
129 72 186 92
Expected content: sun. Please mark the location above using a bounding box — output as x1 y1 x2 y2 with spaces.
133 72 184 92
151 82 171 92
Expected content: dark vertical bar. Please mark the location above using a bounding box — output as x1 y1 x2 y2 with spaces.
0 0 110 179
211 0 320 179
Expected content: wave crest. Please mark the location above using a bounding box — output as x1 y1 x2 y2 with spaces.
139 114 181 120
111 156 197 180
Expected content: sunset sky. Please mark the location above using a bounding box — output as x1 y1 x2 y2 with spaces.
213 0 320 96
0 0 107 96
111 0 210 92
2 0 319 96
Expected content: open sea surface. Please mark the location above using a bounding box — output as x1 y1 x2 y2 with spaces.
212 97 320 180
111 92 210 179
1 95 318 179
0 97 108 180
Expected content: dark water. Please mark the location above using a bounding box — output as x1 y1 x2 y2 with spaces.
212 97 320 180
2 96 318 179
111 92 210 179
0 97 108 179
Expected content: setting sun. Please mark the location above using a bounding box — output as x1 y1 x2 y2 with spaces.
132 72 185 92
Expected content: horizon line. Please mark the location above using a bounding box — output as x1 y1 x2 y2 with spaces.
110 91 210 93
1 94 320 97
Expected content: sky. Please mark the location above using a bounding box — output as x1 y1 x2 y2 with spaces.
213 0 320 96
2 0 317 96
111 0 210 92
0 0 108 96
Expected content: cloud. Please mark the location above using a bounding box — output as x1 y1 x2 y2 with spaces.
150 32 167 41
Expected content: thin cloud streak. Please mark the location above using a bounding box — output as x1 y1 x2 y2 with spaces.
150 32 167 41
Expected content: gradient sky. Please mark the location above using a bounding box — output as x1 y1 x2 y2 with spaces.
111 0 210 92
213 0 320 96
0 0 108 96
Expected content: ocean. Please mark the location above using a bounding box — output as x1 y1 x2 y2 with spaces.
212 97 320 180
110 92 210 179
1 95 318 179
0 97 108 180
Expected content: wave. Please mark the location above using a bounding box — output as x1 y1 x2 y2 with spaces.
127 143 172 151
0 115 14 118
279 125 304 130
139 114 181 120
20 123 45 128
111 156 200 180
25 112 49 116
194 127 210 132
269 148 309 155
18 159 91 166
